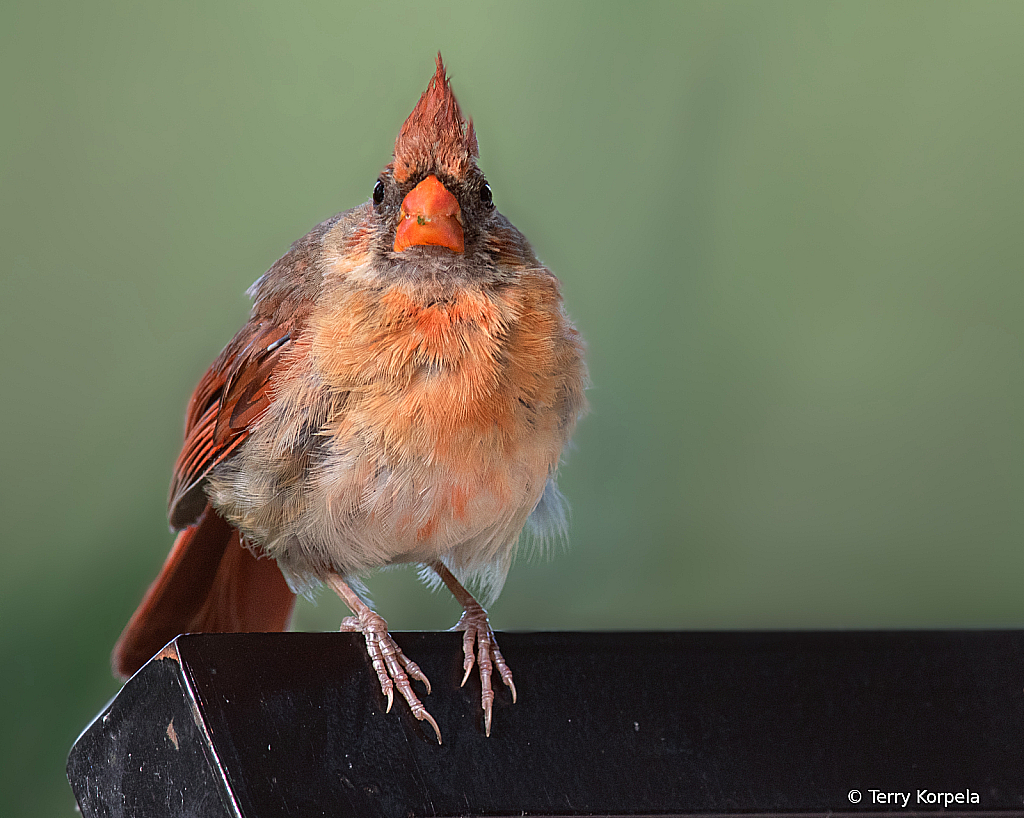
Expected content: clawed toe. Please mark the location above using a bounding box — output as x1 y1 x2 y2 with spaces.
340 611 441 742
330 569 517 741
335 588 441 743
453 604 516 736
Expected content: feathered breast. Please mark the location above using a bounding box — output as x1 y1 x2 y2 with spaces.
307 271 579 468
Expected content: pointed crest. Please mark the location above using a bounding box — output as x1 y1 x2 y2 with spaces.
393 54 478 182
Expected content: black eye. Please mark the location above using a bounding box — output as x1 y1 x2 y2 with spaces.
479 182 493 207
372 179 385 206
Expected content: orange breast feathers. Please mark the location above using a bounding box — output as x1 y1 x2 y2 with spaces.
306 272 584 471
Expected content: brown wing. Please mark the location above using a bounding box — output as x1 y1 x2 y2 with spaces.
167 215 336 529
167 320 294 529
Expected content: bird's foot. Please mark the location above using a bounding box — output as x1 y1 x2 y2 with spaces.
339 610 441 743
451 601 516 736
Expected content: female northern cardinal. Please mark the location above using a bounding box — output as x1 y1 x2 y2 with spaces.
113 54 587 741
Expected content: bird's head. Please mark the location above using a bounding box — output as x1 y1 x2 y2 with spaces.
369 55 506 268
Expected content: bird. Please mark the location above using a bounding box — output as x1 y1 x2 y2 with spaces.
113 54 587 742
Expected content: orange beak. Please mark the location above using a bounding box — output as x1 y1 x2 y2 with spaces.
393 175 464 254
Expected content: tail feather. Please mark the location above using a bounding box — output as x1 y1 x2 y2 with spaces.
113 505 296 679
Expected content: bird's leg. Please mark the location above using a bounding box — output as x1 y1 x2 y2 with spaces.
430 562 516 736
326 573 441 743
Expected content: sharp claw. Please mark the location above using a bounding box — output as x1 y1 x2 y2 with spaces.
332 579 441 742
400 655 432 695
442 582 516 736
413 669 432 696
422 711 442 744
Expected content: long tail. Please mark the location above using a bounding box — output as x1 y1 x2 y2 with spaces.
113 504 296 679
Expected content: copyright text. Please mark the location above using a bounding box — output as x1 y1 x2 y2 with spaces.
847 789 980 808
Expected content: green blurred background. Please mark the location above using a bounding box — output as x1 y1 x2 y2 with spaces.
3 1 1023 813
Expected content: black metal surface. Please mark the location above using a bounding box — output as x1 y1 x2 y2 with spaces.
67 650 234 818
69 631 1024 817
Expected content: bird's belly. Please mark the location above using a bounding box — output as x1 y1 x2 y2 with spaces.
315 435 544 564
208 376 557 587
208 278 576 589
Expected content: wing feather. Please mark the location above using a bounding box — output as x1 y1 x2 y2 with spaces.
168 322 294 529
